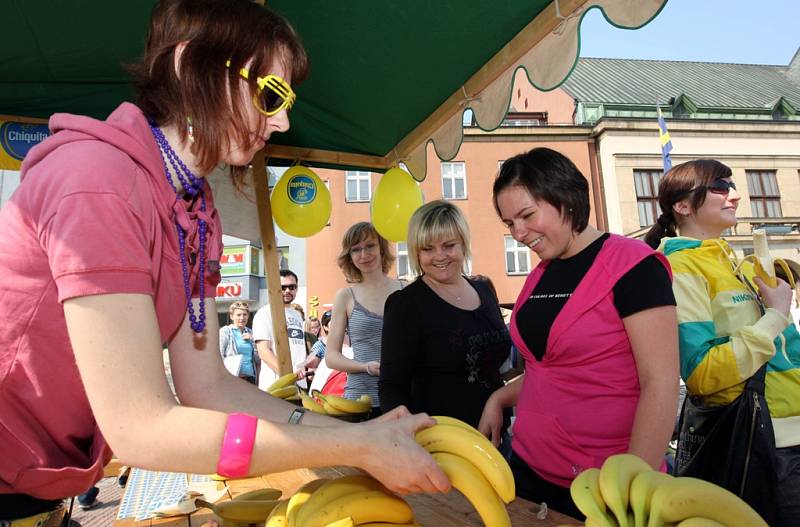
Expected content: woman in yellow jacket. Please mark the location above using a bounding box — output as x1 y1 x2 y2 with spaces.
645 159 799 525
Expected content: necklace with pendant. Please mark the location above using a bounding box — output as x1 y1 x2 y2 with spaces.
150 122 208 333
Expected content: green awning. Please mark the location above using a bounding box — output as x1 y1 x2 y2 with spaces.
0 0 666 181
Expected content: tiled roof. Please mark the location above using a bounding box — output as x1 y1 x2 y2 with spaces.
562 57 800 110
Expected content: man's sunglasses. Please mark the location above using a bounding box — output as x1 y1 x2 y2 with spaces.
687 179 737 196
281 284 297 291
226 61 296 117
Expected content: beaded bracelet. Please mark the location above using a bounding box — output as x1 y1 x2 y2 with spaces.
216 413 258 478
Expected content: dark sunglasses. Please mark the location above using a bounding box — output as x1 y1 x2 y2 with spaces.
281 284 297 291
687 179 737 196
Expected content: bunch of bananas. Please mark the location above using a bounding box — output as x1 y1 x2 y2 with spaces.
266 474 419 527
416 416 515 527
567 453 768 527
299 389 372 418
266 373 302 402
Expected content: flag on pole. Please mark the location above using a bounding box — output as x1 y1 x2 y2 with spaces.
656 105 673 172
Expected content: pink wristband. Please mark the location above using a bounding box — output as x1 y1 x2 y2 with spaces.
216 413 258 478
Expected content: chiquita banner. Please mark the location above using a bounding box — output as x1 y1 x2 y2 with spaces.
0 115 50 170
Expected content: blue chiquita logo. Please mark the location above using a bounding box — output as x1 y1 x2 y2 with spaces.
1 122 51 161
287 174 316 205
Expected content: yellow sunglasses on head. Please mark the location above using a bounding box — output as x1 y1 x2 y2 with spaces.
226 60 296 117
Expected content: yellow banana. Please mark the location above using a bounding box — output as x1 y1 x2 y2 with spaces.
267 372 299 392
360 523 420 527
598 454 651 527
286 478 330 527
323 393 372 414
675 519 726 527
415 423 515 503
231 487 282 501
323 518 354 527
269 385 299 400
265 498 290 527
295 475 388 526
432 415 485 438
195 498 281 523
647 477 767 527
300 389 326 413
322 401 350 416
569 468 616 527
302 489 414 527
629 470 673 527
432 451 511 527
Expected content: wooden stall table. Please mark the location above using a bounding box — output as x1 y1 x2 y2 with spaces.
114 466 581 527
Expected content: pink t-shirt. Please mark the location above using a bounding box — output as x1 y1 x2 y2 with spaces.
0 103 222 499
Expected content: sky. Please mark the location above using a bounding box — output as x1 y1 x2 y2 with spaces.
578 0 799 65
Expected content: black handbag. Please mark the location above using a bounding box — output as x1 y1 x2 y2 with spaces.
674 363 777 524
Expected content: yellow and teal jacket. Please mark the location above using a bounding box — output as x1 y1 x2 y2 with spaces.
660 236 800 448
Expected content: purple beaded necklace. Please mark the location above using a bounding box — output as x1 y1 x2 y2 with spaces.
150 122 207 333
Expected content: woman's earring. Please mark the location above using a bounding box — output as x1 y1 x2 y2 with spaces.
187 117 195 144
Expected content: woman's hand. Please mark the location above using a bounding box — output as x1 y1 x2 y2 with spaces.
364 360 380 377
242 333 252 341
478 392 505 447
356 413 450 495
755 276 794 318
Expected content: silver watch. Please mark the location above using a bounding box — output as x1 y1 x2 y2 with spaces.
288 407 307 424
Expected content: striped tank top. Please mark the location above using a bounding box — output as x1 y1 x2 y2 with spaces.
344 287 388 405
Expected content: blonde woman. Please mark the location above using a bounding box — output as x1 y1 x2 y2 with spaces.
326 222 403 416
379 200 511 430
219 301 257 384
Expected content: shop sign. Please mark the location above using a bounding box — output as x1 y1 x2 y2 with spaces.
0 118 50 170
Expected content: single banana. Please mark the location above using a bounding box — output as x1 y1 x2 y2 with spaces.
265 498 290 527
629 470 673 527
269 385 299 400
295 475 389 526
231 487 282 501
752 229 777 287
648 477 767 527
286 478 330 527
322 518 354 527
267 372 299 393
598 454 651 527
300 389 326 413
415 423 515 503
675 519 726 527
195 498 281 523
569 468 616 527
432 451 511 527
360 523 420 527
323 393 372 414
322 401 350 416
302 489 414 527
432 415 486 438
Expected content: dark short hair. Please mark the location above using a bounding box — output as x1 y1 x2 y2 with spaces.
131 0 308 186
493 147 590 232
280 269 298 283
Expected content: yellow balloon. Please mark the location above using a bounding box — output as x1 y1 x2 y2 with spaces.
371 167 424 242
271 166 332 237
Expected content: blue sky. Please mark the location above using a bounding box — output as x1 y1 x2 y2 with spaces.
578 0 799 65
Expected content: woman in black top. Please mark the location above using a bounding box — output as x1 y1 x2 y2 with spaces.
379 200 511 429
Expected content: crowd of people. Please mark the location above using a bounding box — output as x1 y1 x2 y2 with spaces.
1 0 798 525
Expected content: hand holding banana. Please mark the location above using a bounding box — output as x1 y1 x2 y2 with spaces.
568 453 768 527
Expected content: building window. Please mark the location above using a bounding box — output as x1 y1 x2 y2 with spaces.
633 169 663 227
345 170 371 202
500 112 547 127
504 235 530 275
396 242 412 280
746 170 782 218
441 162 467 200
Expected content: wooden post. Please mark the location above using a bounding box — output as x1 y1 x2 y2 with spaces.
252 150 293 376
